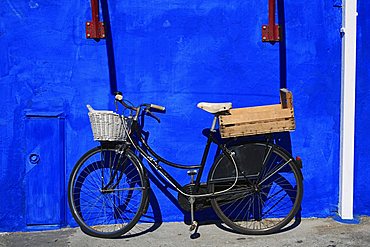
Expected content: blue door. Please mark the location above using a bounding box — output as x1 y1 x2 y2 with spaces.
25 113 65 227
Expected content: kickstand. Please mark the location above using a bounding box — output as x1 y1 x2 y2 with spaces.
188 196 198 235
190 226 200 239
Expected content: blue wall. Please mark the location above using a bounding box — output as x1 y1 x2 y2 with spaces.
0 0 367 231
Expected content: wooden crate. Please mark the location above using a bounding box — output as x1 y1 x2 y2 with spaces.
219 89 295 138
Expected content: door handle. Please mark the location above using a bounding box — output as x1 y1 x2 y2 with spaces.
29 153 40 164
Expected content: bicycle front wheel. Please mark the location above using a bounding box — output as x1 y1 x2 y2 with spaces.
68 146 148 238
208 142 303 234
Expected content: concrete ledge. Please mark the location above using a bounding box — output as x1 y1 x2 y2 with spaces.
1 217 370 247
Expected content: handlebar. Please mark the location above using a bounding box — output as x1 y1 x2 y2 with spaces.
114 92 138 111
148 104 166 112
114 91 165 122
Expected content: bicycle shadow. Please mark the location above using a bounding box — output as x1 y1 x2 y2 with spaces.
95 0 299 237
114 187 163 239
71 127 301 240
133 129 302 238
134 127 221 231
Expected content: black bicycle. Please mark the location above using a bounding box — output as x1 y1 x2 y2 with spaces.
68 92 303 238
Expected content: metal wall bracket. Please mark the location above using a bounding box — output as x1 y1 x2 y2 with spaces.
262 0 281 42
86 21 105 39
262 24 280 42
86 0 106 39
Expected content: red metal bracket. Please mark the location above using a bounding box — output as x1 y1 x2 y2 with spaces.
86 0 106 39
262 0 280 42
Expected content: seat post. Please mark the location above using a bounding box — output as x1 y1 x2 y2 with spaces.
210 115 218 132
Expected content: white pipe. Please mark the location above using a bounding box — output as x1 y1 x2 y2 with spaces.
339 0 357 220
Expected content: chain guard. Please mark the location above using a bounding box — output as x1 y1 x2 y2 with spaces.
177 183 211 212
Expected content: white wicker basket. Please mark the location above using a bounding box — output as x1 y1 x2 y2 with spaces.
87 105 131 142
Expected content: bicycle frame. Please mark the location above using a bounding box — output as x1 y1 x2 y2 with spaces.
124 116 232 197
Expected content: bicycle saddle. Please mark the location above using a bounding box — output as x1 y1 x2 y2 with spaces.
197 102 232 114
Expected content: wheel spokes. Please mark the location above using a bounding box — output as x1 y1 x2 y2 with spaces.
69 148 146 236
210 143 302 234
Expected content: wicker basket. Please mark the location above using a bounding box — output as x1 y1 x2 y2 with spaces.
87 105 131 142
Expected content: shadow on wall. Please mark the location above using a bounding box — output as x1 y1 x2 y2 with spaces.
100 0 118 95
277 0 287 89
137 129 300 234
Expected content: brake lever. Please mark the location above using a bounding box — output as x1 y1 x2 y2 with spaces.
145 109 161 123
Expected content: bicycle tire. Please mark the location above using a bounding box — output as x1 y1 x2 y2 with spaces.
68 146 149 238
207 142 303 235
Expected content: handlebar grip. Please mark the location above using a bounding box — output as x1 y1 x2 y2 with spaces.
115 93 123 101
149 104 166 112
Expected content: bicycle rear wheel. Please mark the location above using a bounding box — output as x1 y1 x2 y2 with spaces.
208 142 303 234
68 146 148 238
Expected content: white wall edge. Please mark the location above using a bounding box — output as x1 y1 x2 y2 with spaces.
339 0 357 220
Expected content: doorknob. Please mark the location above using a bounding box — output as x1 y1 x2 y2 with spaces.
29 153 40 164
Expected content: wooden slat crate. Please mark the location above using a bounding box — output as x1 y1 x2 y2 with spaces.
219 89 295 138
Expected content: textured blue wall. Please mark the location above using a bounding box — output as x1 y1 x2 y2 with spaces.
0 0 367 232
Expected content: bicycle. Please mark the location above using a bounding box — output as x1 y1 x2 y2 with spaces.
67 91 303 238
